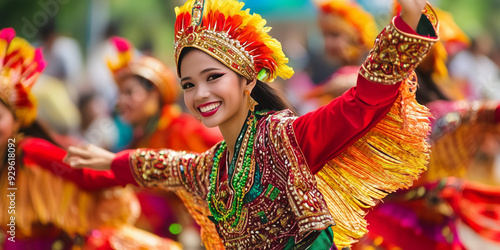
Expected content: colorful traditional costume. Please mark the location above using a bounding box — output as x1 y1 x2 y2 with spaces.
106 0 440 249
0 28 180 250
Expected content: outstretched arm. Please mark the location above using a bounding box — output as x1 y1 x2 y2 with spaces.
21 138 119 190
294 0 438 173
64 143 216 196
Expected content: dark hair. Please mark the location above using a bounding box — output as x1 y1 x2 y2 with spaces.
178 47 295 113
19 121 61 148
251 80 294 113
415 69 449 105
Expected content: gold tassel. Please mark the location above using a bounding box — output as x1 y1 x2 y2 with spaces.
316 74 432 248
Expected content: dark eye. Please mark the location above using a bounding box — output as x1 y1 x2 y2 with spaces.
207 73 225 81
181 82 194 90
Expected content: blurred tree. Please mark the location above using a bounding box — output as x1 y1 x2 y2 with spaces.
0 0 88 45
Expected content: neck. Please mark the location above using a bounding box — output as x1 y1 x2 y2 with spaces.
218 109 250 160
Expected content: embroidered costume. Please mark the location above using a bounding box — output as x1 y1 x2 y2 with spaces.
109 1 439 249
0 28 180 250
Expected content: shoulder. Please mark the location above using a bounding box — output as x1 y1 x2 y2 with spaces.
256 109 298 138
258 109 296 123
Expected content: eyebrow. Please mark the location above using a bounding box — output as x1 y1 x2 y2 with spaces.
180 67 221 82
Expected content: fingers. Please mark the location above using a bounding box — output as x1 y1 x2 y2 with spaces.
67 145 94 159
63 144 114 171
65 157 109 170
62 156 85 169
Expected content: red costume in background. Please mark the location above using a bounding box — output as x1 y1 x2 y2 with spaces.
0 28 179 250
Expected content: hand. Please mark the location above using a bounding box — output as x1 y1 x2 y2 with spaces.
63 144 115 171
396 0 428 31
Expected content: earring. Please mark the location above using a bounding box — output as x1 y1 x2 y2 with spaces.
245 90 258 112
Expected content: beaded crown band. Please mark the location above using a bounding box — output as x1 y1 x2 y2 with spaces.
174 0 294 82
0 28 45 127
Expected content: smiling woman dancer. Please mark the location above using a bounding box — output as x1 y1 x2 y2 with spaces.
65 0 439 249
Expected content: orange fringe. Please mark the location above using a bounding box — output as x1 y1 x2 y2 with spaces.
316 74 432 248
0 165 139 238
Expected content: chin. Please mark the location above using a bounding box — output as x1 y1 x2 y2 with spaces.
200 119 219 128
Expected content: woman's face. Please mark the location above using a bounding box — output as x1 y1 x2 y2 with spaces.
116 76 160 126
179 49 250 129
0 102 19 145
319 13 362 64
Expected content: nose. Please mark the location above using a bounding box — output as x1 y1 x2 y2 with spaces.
194 82 211 102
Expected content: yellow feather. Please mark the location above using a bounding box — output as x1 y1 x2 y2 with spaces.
175 0 294 82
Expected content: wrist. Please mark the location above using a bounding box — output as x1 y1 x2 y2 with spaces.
400 9 421 31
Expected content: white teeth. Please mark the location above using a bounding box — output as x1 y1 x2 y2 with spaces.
200 102 220 113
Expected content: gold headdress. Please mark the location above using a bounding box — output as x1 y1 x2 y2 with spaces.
174 0 294 82
107 37 178 105
0 28 45 127
319 0 377 49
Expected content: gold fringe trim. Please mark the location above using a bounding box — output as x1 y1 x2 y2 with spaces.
0 165 139 237
315 74 431 248
175 190 225 250
109 225 183 250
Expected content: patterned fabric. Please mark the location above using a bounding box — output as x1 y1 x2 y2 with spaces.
359 5 439 85
130 110 335 249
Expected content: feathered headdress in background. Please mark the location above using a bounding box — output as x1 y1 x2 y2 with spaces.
0 28 45 127
107 36 178 105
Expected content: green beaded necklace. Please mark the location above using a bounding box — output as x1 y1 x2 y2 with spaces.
207 112 257 227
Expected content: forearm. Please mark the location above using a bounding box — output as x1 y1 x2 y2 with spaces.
294 5 439 172
112 147 213 198
358 5 438 87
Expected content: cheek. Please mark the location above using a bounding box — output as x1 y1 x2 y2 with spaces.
183 92 197 114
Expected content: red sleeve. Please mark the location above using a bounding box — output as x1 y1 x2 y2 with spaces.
20 138 121 190
293 15 436 174
293 78 400 174
111 150 139 186
394 13 419 35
